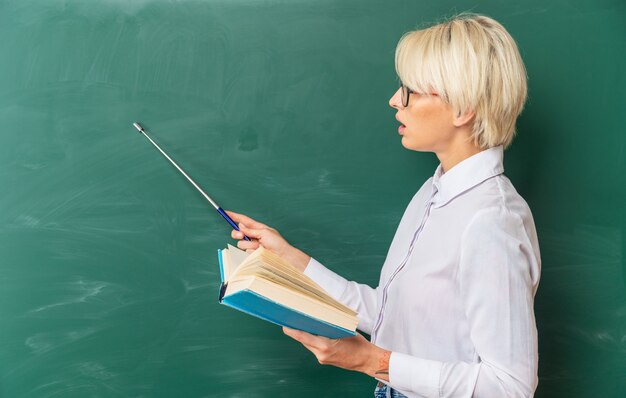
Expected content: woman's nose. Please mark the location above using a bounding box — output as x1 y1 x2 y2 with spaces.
389 88 402 109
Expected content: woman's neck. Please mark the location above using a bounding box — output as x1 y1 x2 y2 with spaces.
436 141 483 173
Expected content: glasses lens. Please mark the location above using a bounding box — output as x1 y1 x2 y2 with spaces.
401 84 409 107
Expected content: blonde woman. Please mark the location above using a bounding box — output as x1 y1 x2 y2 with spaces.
227 13 541 398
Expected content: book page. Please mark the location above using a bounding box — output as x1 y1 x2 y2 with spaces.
253 269 353 314
223 244 250 281
227 276 358 331
227 247 356 316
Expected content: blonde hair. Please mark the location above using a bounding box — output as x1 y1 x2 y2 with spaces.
395 13 528 149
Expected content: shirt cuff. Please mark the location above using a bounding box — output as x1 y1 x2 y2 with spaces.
304 257 349 301
390 352 442 397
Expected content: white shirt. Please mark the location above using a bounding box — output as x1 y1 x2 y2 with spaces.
304 146 541 397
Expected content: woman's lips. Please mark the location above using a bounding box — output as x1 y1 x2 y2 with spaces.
396 114 405 134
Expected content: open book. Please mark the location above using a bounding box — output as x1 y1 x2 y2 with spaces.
217 245 358 339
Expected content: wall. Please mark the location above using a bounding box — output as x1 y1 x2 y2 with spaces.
0 0 624 396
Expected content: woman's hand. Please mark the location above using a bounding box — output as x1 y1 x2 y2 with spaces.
282 327 391 381
225 210 311 272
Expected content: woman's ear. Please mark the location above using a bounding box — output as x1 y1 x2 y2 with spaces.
453 109 475 128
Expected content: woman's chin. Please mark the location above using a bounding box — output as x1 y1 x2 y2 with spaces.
400 136 412 148
400 136 415 149
400 137 430 152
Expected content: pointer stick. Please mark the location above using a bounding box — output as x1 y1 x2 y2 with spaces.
133 122 251 241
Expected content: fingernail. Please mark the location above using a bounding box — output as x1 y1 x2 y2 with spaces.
239 223 246 229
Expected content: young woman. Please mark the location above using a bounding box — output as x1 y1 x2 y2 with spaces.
227 13 541 398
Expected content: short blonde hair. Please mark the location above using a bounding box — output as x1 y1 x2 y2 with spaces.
395 13 528 149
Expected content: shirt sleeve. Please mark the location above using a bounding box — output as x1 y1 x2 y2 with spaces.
304 257 380 335
389 207 541 397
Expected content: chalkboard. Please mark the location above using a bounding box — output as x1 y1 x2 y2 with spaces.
1 0 624 397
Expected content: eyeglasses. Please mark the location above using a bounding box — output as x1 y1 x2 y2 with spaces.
400 83 439 107
400 83 413 107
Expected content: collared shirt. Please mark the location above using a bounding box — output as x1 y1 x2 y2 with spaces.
304 146 541 397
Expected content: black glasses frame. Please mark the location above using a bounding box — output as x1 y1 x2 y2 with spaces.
400 83 413 107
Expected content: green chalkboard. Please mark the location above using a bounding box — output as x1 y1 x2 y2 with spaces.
1 0 624 396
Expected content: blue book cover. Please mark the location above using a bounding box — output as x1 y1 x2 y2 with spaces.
217 249 356 339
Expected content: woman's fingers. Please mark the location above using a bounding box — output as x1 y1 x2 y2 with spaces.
237 223 265 240
230 223 265 242
283 327 327 350
225 210 267 229
237 239 260 251
226 212 288 255
231 229 245 240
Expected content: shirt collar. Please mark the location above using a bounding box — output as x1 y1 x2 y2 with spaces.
430 145 504 208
